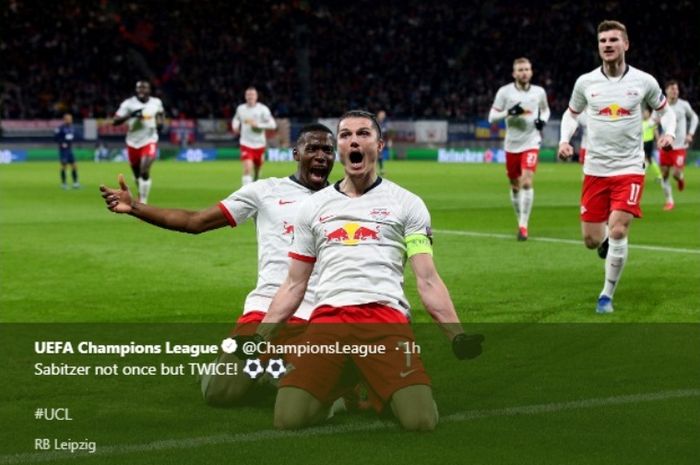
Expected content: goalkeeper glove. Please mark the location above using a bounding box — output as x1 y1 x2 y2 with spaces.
507 103 525 116
452 333 484 360
130 109 143 118
534 118 545 130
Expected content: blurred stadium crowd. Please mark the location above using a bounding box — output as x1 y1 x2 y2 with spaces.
2 0 697 120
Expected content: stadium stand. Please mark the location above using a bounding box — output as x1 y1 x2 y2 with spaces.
1 0 698 119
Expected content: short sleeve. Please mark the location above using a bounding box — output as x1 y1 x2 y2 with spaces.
403 194 432 238
218 182 262 227
644 75 666 111
115 100 130 118
568 76 587 113
492 87 507 111
289 198 317 262
231 107 241 129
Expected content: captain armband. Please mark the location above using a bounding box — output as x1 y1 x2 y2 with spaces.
405 234 433 257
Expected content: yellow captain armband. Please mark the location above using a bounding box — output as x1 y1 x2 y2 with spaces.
405 234 433 257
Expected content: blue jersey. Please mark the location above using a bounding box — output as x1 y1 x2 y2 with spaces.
55 124 75 154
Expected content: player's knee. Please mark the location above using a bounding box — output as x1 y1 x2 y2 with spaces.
396 409 438 432
608 225 627 241
140 172 150 181
521 181 532 190
583 235 600 249
273 408 312 430
202 375 248 407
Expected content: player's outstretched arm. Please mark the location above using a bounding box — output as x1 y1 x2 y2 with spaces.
258 259 313 339
410 253 483 360
409 253 463 337
99 174 229 234
261 260 312 324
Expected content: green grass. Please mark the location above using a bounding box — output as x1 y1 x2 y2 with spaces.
1 161 698 323
1 161 699 464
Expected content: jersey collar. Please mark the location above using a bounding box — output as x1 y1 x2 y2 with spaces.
288 174 329 190
600 64 630 81
334 177 383 197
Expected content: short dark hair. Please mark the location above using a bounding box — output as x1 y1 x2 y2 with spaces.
338 110 382 140
295 123 334 147
597 20 628 41
665 79 679 89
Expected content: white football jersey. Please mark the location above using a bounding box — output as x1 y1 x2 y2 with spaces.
569 65 666 176
578 111 588 149
232 103 276 148
664 99 698 149
491 83 550 152
115 96 164 148
290 178 432 317
218 176 321 319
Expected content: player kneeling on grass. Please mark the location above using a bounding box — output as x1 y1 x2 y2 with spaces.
100 124 337 405
258 110 484 432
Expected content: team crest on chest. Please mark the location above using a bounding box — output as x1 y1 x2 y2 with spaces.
369 208 391 221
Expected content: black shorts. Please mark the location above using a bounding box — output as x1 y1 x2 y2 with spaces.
60 151 75 164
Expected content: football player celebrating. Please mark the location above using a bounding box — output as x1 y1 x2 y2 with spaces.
100 124 336 405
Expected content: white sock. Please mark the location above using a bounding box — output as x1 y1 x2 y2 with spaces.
601 236 628 298
327 397 347 420
510 190 520 224
518 188 534 228
662 179 673 203
242 175 253 186
138 178 152 204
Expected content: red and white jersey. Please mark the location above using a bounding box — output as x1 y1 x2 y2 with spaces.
569 65 666 176
232 103 276 149
218 176 320 319
491 83 550 152
290 178 432 317
115 96 164 148
661 99 698 149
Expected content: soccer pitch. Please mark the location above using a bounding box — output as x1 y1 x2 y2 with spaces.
1 161 699 464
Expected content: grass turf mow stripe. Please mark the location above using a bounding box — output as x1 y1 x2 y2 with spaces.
2 388 697 464
434 229 700 255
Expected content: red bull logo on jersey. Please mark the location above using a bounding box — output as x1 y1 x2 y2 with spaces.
598 103 632 119
324 222 380 246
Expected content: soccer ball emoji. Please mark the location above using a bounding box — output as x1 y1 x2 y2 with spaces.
265 358 286 379
243 358 264 379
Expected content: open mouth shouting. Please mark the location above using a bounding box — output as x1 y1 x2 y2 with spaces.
309 164 330 185
348 150 365 170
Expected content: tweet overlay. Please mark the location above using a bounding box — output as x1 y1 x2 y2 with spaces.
0 323 698 464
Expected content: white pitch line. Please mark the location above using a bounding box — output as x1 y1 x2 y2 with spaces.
434 229 700 255
2 388 698 464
